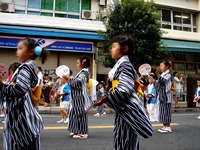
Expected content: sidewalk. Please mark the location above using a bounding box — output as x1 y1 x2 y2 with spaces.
37 102 200 114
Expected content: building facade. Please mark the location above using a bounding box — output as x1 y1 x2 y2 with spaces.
1 0 200 102
155 0 200 102
0 0 107 78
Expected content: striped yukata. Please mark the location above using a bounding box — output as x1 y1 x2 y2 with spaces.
107 56 153 150
68 68 92 135
157 70 172 124
0 60 43 150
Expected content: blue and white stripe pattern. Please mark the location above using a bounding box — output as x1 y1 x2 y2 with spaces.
157 70 172 124
0 60 43 150
107 61 153 150
68 69 92 135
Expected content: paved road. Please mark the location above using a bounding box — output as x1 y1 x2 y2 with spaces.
0 112 200 150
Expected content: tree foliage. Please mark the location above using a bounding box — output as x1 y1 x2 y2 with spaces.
98 0 168 68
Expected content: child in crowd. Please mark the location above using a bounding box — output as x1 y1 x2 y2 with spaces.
144 73 157 122
0 62 20 124
63 56 92 139
36 66 43 87
0 38 48 149
194 80 200 119
156 60 173 133
94 35 153 150
57 77 70 124
42 75 54 107
94 81 106 117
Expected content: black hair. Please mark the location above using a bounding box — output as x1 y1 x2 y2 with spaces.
37 66 42 72
70 70 73 76
20 38 49 64
111 35 135 56
100 81 105 86
9 62 20 74
79 55 90 68
161 60 172 69
173 71 178 76
149 73 156 80
49 76 52 81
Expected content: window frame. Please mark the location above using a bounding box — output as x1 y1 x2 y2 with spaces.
15 0 82 19
160 8 197 32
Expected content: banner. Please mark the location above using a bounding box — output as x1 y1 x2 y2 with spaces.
0 36 93 53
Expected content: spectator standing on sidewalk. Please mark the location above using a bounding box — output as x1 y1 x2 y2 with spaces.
173 71 183 108
94 81 106 117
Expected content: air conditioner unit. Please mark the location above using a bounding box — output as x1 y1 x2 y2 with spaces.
0 2 15 12
82 10 96 20
99 0 106 6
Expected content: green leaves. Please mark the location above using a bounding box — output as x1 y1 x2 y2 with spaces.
98 0 168 68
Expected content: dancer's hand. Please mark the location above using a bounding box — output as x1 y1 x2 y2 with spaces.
94 95 108 106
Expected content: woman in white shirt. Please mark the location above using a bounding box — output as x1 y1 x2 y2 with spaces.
173 71 183 108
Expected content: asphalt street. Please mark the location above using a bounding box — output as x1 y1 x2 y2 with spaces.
0 112 200 150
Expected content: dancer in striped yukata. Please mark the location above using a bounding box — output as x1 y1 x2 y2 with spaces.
95 35 153 150
0 38 48 150
64 56 92 139
156 60 173 133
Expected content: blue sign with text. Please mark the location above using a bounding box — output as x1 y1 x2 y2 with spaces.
0 37 93 53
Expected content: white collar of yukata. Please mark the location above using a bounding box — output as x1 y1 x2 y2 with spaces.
160 69 169 77
108 55 129 81
75 68 89 78
11 60 35 81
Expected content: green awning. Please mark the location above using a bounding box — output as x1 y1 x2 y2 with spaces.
161 39 200 53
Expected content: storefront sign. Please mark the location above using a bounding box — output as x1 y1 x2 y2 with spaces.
0 36 93 53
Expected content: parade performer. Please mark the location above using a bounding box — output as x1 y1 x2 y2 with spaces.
156 60 173 133
95 35 153 150
0 38 48 150
64 56 92 139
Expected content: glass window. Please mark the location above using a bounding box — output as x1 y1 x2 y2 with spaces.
55 0 67 11
193 28 197 32
173 11 182 24
173 26 182 31
162 24 171 29
28 0 41 9
186 63 197 71
41 0 53 10
15 10 25 14
173 63 185 71
68 0 80 13
162 9 171 22
27 11 40 15
183 27 191 32
182 13 191 24
68 15 79 19
193 14 197 26
82 0 91 10
41 13 53 16
55 13 67 17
